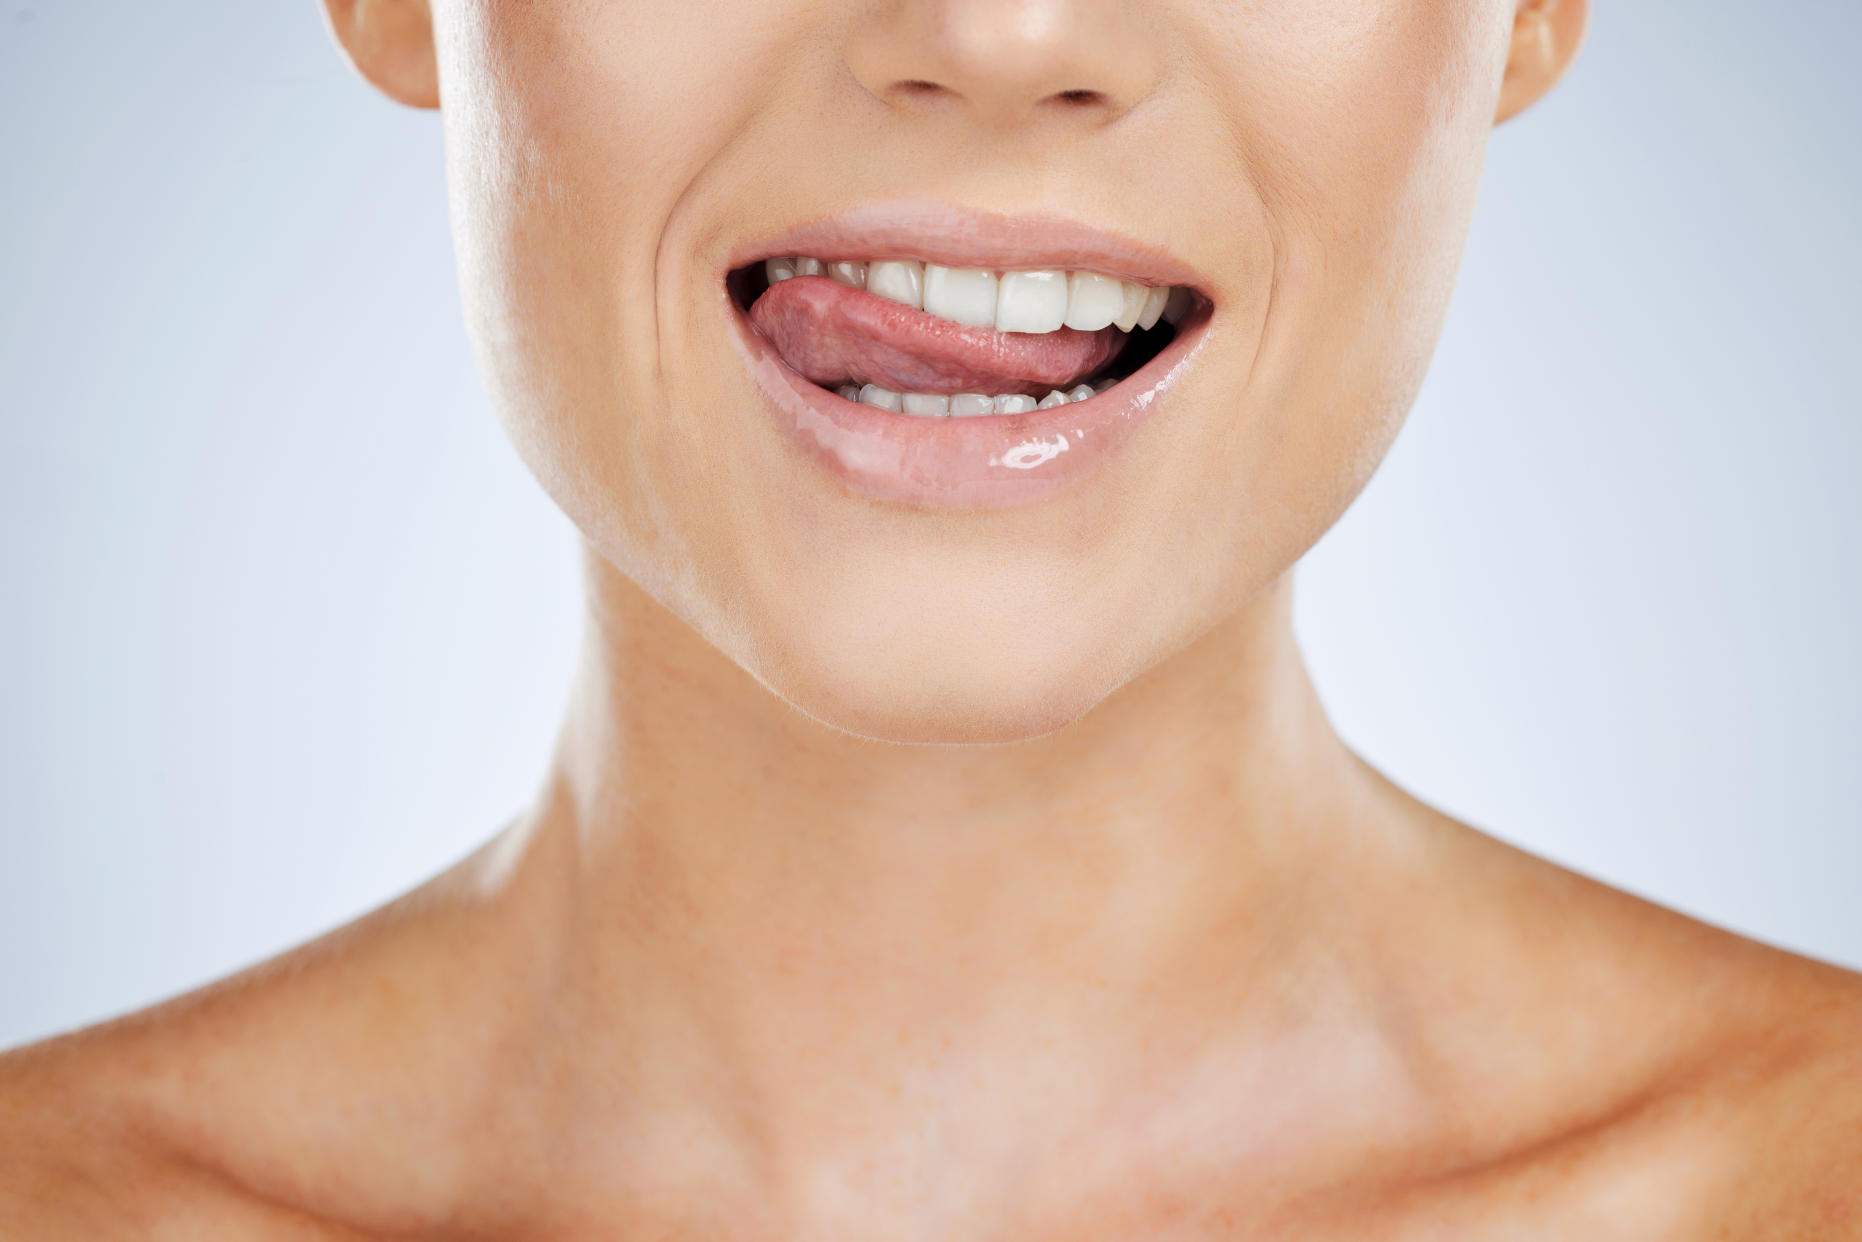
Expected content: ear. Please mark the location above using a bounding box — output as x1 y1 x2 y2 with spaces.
1494 0 1588 124
321 0 440 109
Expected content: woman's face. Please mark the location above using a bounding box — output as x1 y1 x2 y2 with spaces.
431 0 1517 743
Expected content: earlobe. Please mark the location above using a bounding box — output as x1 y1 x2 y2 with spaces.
1494 0 1588 124
322 0 441 110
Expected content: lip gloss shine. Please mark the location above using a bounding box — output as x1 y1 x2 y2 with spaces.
727 201 1213 509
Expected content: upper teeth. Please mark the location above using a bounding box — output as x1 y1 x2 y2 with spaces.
765 257 1180 335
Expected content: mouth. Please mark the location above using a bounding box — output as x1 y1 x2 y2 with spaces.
724 202 1214 508
729 256 1198 413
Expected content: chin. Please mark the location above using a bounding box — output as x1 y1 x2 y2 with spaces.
743 591 1142 747
768 662 1117 747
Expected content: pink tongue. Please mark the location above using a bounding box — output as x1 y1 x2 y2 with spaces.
748 275 1122 395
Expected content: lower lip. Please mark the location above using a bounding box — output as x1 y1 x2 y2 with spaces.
728 296 1210 509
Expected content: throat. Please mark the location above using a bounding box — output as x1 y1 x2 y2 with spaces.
522 562 1361 1057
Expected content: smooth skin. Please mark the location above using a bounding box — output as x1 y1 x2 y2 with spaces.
5 1 1860 1237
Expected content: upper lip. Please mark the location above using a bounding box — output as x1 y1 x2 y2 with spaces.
725 198 1213 298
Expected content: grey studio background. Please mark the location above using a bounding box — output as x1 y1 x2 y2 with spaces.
2 3 1858 1050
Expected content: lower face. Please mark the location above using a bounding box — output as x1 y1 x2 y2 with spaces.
436 0 1511 743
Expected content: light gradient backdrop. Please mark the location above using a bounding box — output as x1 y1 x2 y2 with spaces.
3 3 1858 1049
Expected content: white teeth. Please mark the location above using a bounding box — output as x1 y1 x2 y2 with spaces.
766 254 1187 336
866 260 925 310
994 269 1069 335
901 392 950 416
1063 271 1126 332
858 383 903 411
838 386 1114 414
1161 286 1193 326
1136 285 1169 331
922 265 1000 329
1113 281 1147 332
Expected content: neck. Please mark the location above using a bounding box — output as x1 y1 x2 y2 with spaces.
495 549 1387 1169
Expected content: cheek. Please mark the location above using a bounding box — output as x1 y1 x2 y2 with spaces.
434 0 787 596
1195 0 1509 526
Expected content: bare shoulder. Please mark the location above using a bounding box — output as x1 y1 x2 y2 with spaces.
1400 793 1862 1237
0 995 357 1238
0 840 542 1239
1627 949 1862 1238
1707 956 1862 1237
0 1031 152 1236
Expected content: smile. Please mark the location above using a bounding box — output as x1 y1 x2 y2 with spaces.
725 201 1213 508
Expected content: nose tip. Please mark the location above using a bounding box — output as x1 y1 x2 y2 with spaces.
845 0 1164 129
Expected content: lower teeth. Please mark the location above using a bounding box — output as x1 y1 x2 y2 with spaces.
835 379 1119 417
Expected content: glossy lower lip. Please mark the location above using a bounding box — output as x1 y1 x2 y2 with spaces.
731 299 1209 509
725 202 1214 509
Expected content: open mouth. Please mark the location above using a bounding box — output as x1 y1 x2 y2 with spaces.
720 203 1217 507
727 256 1207 416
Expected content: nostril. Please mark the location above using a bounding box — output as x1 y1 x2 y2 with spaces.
1049 88 1106 107
894 79 949 98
